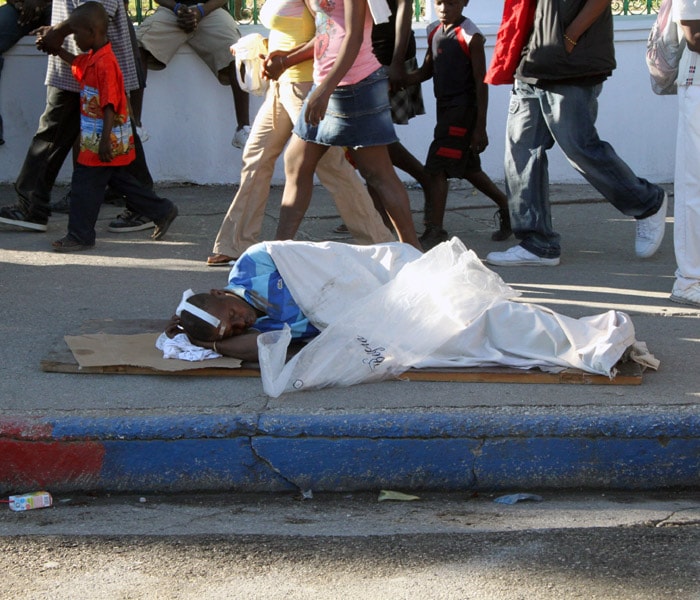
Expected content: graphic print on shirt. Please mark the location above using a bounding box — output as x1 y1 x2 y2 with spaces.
79 84 131 157
314 0 336 60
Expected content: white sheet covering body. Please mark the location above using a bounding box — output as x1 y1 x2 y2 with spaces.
257 239 640 397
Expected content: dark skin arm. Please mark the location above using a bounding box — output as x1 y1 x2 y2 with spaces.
469 33 489 154
155 0 226 33
680 20 700 54
164 315 261 362
387 0 413 91
98 105 116 163
562 0 610 53
262 39 315 81
34 19 72 55
303 0 367 126
403 46 432 86
50 46 117 163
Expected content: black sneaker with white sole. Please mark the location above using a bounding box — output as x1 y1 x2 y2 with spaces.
107 209 155 232
0 205 48 232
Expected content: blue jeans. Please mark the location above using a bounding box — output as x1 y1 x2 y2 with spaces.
505 80 665 258
294 67 398 148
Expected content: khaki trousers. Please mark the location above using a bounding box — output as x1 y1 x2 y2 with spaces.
212 80 394 258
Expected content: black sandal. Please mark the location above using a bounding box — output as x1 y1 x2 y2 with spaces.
52 236 94 253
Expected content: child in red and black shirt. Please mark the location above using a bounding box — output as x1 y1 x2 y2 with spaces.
50 1 177 252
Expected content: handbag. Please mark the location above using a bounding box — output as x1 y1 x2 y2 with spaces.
646 0 686 95
230 33 269 96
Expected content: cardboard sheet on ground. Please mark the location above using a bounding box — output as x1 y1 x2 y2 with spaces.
41 240 657 387
63 332 242 371
41 326 644 384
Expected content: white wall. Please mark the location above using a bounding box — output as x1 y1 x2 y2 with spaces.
0 13 677 186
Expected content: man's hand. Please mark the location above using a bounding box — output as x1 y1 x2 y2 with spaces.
35 25 65 55
98 134 114 163
305 85 332 126
387 59 407 94
165 315 184 339
263 51 287 81
470 128 489 155
176 5 199 32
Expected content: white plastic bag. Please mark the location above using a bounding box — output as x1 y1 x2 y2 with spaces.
258 239 517 397
646 0 685 95
230 33 269 96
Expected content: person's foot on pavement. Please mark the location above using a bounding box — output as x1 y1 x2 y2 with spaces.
152 205 178 240
232 125 251 149
635 192 668 258
0 205 48 232
52 235 94 252
491 208 512 241
485 244 560 267
419 224 449 251
49 190 72 214
670 284 700 308
108 209 155 232
207 253 236 267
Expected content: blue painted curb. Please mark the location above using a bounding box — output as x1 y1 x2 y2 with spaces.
1 412 699 494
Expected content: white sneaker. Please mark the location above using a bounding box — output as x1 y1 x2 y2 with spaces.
670 284 700 308
485 244 560 267
136 126 149 143
635 192 668 258
232 125 251 149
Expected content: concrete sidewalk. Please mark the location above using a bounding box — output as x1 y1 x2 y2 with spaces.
1 182 698 496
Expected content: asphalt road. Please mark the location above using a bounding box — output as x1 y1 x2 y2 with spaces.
1 491 699 599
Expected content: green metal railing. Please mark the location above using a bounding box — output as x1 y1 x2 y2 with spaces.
129 0 661 25
132 0 260 22
612 0 661 15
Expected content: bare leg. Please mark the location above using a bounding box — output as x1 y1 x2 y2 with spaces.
129 48 150 126
275 136 329 240
366 184 393 231
350 146 421 250
226 62 250 130
426 170 448 229
387 141 433 223
465 170 512 241
465 170 508 210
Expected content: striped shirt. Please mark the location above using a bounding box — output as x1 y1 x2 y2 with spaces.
45 0 139 92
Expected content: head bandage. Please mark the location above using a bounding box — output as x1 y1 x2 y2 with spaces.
175 289 221 328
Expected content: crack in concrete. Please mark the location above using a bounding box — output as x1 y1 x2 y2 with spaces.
470 438 486 489
249 403 301 492
652 506 700 527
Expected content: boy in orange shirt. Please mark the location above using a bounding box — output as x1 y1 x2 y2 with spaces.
47 1 177 252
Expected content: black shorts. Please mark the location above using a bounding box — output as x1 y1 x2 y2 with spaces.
425 104 481 178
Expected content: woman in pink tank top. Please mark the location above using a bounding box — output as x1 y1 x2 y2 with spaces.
271 0 422 250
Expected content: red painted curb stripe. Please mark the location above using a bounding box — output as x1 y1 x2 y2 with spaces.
0 440 105 489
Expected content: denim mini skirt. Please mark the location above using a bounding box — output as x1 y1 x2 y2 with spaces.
293 67 398 148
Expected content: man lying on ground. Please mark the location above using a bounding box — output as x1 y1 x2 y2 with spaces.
165 239 655 396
